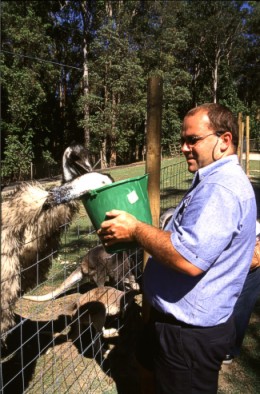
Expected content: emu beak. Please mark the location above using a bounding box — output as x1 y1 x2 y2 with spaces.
75 159 92 174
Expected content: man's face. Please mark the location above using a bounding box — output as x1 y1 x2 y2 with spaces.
181 111 220 173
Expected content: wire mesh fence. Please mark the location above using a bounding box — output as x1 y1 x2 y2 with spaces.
1 153 260 393
160 158 194 214
0 160 192 393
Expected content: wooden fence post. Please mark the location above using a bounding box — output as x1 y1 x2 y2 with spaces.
142 76 163 322
31 162 33 180
246 116 250 176
237 113 242 163
240 121 245 168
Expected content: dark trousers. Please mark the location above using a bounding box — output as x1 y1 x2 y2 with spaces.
136 309 235 394
231 267 260 356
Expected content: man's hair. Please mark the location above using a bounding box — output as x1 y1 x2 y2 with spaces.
185 103 239 149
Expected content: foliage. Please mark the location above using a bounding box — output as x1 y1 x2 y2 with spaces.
1 0 61 180
1 131 34 181
1 0 259 181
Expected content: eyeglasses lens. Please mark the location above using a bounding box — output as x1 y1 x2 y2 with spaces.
180 136 199 146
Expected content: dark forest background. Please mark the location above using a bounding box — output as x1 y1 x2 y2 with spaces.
1 0 259 181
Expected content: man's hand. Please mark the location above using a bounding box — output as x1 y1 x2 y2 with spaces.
98 210 204 276
97 210 138 247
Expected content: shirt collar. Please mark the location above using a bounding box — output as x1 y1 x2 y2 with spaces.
195 155 239 183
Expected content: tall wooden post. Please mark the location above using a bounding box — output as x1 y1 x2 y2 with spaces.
237 113 242 163
240 121 245 168
142 76 163 322
146 77 163 228
246 116 250 176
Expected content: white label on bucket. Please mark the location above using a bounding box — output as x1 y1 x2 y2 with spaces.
127 190 139 204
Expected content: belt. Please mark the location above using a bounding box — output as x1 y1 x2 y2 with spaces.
150 307 205 329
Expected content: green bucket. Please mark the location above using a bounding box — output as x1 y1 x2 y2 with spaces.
81 174 152 253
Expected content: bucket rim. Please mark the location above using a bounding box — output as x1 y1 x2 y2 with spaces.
81 173 149 197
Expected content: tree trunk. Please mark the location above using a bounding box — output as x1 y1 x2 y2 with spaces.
80 1 90 148
109 151 117 167
212 49 221 103
101 139 108 169
192 62 201 107
109 91 117 167
213 62 218 103
135 144 139 161
59 69 66 146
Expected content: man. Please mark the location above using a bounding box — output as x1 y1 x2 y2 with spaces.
98 103 256 393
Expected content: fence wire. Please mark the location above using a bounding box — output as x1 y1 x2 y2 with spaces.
0 161 193 394
160 158 194 214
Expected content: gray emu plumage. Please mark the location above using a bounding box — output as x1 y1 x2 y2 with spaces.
1 144 113 344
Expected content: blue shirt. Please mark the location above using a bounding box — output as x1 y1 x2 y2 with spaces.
144 155 257 326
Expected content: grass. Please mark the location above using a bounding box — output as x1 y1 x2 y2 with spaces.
99 156 184 181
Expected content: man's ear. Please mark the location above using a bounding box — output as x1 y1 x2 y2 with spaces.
219 132 233 151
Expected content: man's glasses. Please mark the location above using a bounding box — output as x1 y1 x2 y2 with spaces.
180 131 225 148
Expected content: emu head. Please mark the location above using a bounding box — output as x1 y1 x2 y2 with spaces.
62 143 92 183
45 172 114 206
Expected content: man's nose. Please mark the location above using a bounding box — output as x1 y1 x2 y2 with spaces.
181 143 191 153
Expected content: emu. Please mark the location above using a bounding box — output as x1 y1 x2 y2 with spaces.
23 244 140 302
1 144 113 344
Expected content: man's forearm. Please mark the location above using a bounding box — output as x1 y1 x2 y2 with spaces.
134 221 204 276
98 210 203 276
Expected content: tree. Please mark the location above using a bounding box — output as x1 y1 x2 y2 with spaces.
1 0 259 181
234 1 260 125
131 0 191 153
1 1 60 180
80 0 147 166
178 1 247 105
